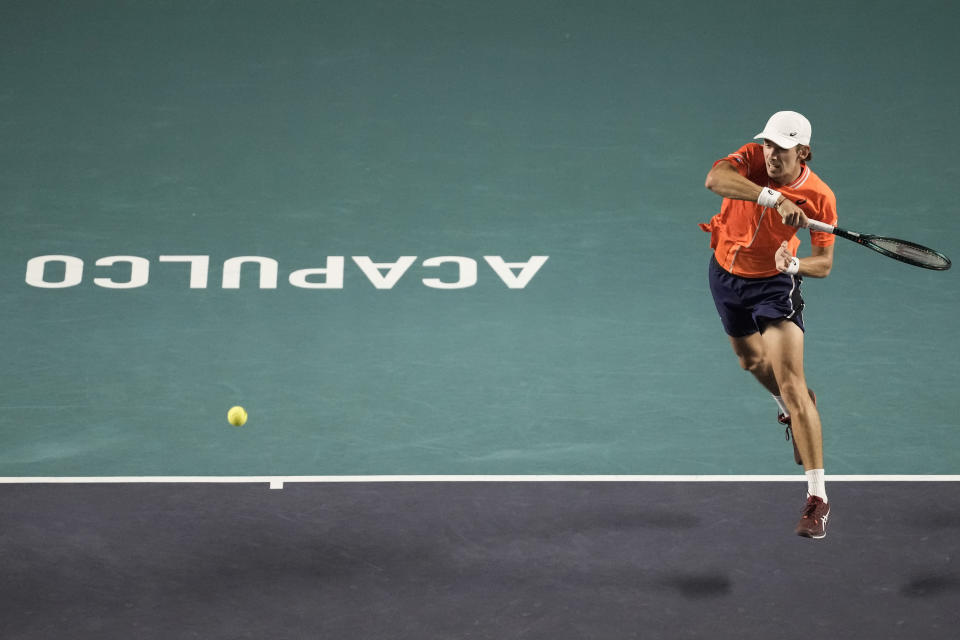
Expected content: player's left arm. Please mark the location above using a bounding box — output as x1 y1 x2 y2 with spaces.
800 243 833 278
799 189 837 278
776 242 834 278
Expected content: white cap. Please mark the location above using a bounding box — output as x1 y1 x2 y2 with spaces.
754 111 811 148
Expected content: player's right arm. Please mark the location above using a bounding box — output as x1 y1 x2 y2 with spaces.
704 160 764 202
705 161 809 228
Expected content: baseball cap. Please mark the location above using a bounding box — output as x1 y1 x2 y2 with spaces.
754 111 811 148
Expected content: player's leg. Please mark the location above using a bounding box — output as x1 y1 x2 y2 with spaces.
730 332 801 463
728 333 780 396
759 320 822 469
761 318 830 538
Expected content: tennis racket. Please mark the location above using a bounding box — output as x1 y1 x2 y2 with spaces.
806 220 952 271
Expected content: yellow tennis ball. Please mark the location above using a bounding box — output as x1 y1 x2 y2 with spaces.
227 406 248 427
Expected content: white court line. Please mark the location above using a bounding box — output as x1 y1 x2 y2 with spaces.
1 475 959 487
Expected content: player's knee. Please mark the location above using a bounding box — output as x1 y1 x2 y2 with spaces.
737 353 766 374
778 380 808 407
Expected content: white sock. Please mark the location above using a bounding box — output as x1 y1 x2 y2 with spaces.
806 469 827 502
773 395 790 417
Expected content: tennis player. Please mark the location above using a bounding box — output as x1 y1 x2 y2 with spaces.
700 111 836 539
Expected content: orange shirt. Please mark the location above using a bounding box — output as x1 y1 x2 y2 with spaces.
699 142 838 277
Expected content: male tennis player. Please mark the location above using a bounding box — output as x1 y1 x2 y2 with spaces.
700 111 836 539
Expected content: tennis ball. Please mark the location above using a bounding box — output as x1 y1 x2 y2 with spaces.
227 406 248 427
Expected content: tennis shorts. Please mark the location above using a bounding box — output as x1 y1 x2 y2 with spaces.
708 255 805 337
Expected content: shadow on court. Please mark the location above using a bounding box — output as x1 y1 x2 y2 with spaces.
2 482 958 639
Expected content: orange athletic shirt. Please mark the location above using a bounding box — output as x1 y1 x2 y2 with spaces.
699 142 838 278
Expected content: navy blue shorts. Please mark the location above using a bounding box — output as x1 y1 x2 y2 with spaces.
708 255 805 337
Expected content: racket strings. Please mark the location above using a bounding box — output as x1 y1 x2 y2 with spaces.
868 237 951 270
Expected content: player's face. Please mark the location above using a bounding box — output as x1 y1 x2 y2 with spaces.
762 139 804 184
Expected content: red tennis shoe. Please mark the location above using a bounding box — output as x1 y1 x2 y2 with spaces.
795 495 830 539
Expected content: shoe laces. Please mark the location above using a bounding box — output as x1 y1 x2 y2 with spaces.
802 496 823 519
784 424 793 442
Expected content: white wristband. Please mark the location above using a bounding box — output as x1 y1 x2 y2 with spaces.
758 187 782 209
785 256 800 275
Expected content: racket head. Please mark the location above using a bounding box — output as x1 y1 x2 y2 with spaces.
862 235 952 270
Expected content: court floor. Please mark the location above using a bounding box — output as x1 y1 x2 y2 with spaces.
2 481 959 639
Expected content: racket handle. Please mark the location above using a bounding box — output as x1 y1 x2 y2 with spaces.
806 219 835 234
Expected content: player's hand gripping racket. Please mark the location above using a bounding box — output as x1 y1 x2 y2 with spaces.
806 220 952 271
